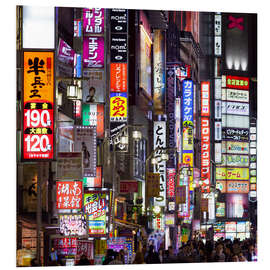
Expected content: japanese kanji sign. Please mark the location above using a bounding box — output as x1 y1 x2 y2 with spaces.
83 36 104 68
23 51 54 160
110 92 128 122
110 63 127 92
201 81 210 117
84 191 108 237
182 79 194 127
166 168 176 198
222 88 249 103
56 181 83 209
146 172 160 198
225 75 249 90
83 8 104 34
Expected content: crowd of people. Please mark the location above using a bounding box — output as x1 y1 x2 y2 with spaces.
100 238 257 265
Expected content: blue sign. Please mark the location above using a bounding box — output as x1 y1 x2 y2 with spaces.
182 79 194 126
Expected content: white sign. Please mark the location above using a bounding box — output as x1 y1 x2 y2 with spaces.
215 36 222 56
222 101 249 116
222 141 249 154
215 100 222 119
153 121 166 206
215 79 222 99
222 89 249 103
215 122 222 141
215 143 222 163
222 114 250 128
215 14 222 35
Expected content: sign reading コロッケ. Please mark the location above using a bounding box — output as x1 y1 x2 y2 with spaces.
23 51 54 160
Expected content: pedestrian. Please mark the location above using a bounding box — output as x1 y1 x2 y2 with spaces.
232 254 239 262
158 248 165 263
108 251 124 265
77 254 91 265
145 245 160 264
102 249 115 265
133 251 145 264
238 252 248 262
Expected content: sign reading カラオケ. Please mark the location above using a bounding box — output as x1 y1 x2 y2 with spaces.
23 51 54 160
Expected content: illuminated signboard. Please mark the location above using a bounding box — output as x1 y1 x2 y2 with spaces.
226 193 248 218
74 126 97 177
165 214 175 226
57 38 75 65
201 81 210 116
82 104 104 138
166 168 176 198
153 29 166 115
83 36 104 68
227 180 249 193
153 121 166 206
222 114 249 128
110 9 128 33
225 222 237 232
83 8 104 34
216 180 227 193
110 33 128 63
182 127 193 151
110 92 128 122
183 153 194 190
216 167 249 180
182 79 194 126
23 51 54 160
222 141 249 154
225 75 249 90
222 128 249 141
222 101 249 116
110 63 127 92
83 166 102 188
221 154 249 167
84 191 109 237
216 202 225 217
201 117 210 193
56 152 83 180
222 88 249 103
56 181 83 209
59 214 87 236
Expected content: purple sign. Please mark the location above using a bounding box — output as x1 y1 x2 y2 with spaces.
83 8 104 34
57 38 75 66
83 36 104 68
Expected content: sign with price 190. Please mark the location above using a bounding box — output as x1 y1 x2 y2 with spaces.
23 51 54 160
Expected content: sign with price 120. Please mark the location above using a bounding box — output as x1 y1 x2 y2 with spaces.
23 51 54 160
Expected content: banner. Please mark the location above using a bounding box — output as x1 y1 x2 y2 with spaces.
56 152 83 180
23 51 54 160
146 172 160 198
225 75 249 90
222 88 249 102
201 117 210 193
222 101 249 116
216 167 249 180
222 128 249 141
227 181 249 193
221 154 249 167
222 141 249 154
83 36 104 68
110 63 127 92
74 126 97 177
166 168 176 198
153 121 166 206
153 30 166 115
59 214 87 236
84 191 109 237
82 104 104 138
57 38 75 65
119 181 138 193
201 81 210 116
110 93 128 122
182 79 194 126
83 8 104 34
56 181 83 209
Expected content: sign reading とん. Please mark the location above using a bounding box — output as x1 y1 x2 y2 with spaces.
23 51 54 160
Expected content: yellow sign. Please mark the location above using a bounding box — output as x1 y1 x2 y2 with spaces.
216 167 249 180
110 93 128 122
182 153 194 190
24 51 54 103
146 172 160 198
182 127 193 151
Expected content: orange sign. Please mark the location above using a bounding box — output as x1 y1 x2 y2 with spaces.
110 63 127 92
24 51 54 103
226 180 249 193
